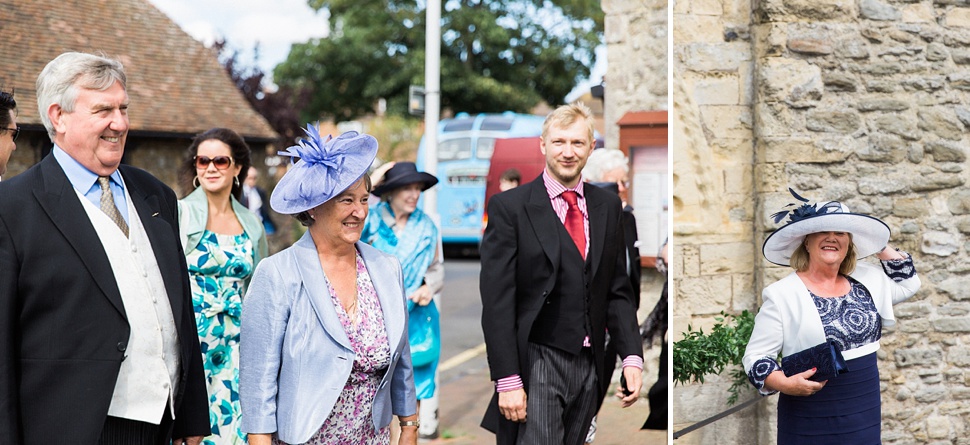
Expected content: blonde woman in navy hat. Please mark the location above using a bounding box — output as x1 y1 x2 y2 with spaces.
240 125 419 445
362 161 443 438
743 189 921 443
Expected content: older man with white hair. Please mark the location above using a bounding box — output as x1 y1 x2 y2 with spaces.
0 52 209 445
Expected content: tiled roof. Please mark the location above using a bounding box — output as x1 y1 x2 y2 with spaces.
0 0 278 140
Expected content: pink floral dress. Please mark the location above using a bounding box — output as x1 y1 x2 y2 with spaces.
274 250 392 445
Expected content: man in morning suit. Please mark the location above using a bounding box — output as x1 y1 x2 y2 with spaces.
479 103 644 444
0 52 209 445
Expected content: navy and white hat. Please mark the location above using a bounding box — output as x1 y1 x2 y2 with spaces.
270 124 378 215
762 189 890 266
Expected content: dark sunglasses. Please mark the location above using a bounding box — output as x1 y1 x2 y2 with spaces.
194 155 233 170
2 127 19 141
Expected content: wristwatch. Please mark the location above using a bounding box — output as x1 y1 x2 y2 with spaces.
400 420 420 428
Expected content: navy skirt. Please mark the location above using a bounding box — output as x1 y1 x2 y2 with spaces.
777 352 880 444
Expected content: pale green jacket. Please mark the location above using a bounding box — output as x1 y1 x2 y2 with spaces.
177 187 268 284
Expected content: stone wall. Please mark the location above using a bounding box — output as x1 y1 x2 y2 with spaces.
672 0 760 442
677 0 970 443
602 0 669 149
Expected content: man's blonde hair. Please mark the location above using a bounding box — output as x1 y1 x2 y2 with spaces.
541 102 594 145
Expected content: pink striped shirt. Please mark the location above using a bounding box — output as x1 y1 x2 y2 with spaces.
542 170 589 259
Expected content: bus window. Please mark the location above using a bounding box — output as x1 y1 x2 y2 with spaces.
443 118 475 132
476 137 496 159
438 138 472 161
447 167 488 186
480 116 514 131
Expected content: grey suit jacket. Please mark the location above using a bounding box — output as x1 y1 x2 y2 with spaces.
240 232 417 444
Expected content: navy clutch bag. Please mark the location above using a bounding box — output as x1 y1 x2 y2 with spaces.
781 341 849 382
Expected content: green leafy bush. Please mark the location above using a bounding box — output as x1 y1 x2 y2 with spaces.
673 310 755 405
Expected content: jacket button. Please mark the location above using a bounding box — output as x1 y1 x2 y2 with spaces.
117 342 127 352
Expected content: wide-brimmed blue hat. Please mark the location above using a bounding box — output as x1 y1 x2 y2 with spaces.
763 189 890 266
270 124 378 214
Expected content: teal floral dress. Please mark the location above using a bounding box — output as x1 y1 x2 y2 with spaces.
188 230 255 445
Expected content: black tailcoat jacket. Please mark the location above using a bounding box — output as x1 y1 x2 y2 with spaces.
479 176 643 442
0 155 210 444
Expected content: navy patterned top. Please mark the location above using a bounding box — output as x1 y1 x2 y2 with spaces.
747 255 916 393
815 278 882 351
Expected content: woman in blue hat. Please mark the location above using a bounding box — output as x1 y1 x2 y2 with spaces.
362 162 443 437
240 126 419 445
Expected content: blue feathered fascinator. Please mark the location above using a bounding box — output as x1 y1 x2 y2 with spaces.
270 124 378 215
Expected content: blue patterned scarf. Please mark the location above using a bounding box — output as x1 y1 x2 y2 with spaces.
362 201 439 305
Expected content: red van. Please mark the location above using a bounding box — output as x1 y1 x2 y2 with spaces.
481 137 545 232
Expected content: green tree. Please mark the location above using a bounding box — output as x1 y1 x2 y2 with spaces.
214 40 306 148
274 0 603 122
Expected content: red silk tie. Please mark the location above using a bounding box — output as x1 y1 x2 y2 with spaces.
561 191 586 260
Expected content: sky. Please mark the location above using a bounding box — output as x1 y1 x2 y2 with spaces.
149 0 331 77
148 0 603 102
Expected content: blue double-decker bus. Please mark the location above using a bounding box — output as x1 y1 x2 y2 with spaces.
416 112 546 245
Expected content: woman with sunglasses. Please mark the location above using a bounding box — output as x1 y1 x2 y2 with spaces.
177 128 268 445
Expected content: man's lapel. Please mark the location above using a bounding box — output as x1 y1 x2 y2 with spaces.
524 178 562 271
34 156 127 318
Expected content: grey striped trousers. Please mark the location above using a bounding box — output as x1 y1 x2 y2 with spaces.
517 342 599 445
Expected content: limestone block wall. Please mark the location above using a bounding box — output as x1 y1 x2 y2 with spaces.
752 0 970 442
602 0 669 149
677 0 970 443
672 0 760 443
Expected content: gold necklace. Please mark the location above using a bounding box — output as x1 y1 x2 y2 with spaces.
344 293 359 325
320 252 360 324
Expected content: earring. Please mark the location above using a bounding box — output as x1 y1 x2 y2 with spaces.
234 176 240 187
193 176 200 188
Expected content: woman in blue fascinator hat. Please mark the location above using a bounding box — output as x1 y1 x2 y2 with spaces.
240 124 420 445
742 189 921 443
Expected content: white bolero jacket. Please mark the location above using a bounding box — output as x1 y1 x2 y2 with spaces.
742 261 921 391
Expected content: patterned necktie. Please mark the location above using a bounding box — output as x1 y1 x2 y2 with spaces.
98 176 129 237
561 191 585 260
